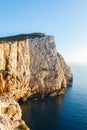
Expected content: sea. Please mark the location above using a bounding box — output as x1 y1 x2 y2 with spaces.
20 64 87 130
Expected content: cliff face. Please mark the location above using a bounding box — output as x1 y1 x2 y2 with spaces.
0 34 72 100
0 96 29 130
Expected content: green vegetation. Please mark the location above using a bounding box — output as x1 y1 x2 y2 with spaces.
0 33 46 42
18 124 28 130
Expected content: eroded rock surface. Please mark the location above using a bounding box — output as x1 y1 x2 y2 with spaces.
0 96 29 130
0 33 73 100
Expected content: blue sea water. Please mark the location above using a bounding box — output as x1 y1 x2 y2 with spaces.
21 64 87 130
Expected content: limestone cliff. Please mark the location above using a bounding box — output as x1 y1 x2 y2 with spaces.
0 33 72 100
0 96 29 130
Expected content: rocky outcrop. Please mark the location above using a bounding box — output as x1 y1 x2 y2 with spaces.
0 33 72 100
57 53 73 86
0 96 29 130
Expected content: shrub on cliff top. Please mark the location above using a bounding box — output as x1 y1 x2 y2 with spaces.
0 33 46 42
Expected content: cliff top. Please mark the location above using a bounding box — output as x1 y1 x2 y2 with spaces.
0 33 46 42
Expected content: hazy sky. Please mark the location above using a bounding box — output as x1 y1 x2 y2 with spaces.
0 0 87 63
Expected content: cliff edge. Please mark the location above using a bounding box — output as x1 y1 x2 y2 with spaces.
0 33 73 100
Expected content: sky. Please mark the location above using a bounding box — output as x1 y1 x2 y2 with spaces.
0 0 87 63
